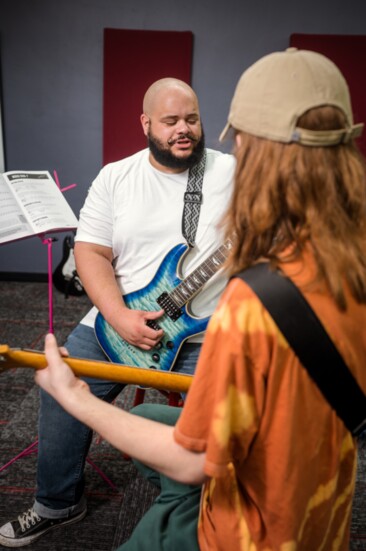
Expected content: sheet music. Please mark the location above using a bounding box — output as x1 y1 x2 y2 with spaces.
0 171 78 245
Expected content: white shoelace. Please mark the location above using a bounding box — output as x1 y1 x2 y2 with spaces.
18 509 41 532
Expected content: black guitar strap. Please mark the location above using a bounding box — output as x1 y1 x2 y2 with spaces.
181 149 207 248
234 263 366 437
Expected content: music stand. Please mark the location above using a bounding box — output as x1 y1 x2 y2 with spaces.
41 236 56 333
0 172 117 490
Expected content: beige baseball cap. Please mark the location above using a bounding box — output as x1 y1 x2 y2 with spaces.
220 47 364 146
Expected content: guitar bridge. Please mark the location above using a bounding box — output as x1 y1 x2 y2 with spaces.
156 292 182 321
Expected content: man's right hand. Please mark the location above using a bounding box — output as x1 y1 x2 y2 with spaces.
113 308 165 350
74 243 165 350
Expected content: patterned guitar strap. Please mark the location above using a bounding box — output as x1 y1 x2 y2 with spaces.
181 149 207 247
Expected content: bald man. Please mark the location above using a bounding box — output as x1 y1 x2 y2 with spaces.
0 78 235 547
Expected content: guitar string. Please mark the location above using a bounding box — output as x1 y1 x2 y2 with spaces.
169 241 232 308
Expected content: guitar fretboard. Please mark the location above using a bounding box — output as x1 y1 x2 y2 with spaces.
169 240 232 308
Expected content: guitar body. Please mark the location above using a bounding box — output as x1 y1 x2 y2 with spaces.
95 243 210 372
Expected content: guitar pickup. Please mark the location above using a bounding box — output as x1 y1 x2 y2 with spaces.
156 292 183 321
146 319 161 331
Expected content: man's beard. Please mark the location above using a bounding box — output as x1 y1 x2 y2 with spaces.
148 129 205 170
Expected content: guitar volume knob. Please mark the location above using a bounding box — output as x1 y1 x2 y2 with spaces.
152 353 160 362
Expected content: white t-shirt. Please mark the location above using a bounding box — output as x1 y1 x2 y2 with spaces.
76 148 235 342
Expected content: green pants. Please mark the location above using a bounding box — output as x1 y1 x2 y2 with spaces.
117 404 201 551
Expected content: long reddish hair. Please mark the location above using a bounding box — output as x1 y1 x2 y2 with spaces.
224 106 366 309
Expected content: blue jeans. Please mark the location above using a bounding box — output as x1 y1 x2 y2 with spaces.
33 324 201 518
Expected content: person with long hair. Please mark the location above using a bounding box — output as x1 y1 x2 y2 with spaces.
225 106 366 309
9 49 366 550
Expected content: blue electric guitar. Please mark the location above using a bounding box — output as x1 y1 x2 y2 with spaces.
95 240 232 372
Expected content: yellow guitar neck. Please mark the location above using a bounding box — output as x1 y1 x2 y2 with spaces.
0 345 192 393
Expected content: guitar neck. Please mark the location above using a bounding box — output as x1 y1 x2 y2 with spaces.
0 345 192 393
170 239 232 307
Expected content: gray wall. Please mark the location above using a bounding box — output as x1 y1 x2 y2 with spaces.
1 0 366 274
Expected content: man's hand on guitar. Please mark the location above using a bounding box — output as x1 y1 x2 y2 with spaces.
114 308 165 350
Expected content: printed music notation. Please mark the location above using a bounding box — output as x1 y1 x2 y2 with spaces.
0 171 78 245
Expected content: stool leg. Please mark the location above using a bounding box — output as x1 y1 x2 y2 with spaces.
168 392 183 407
133 387 146 407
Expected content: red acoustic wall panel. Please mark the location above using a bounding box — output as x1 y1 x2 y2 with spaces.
290 34 366 156
103 29 193 165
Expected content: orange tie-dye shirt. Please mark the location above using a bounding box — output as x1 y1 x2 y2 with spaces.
174 259 366 551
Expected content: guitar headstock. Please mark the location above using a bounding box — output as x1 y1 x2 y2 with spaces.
0 345 44 374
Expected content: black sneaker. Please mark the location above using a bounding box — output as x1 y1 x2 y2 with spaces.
0 506 87 547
